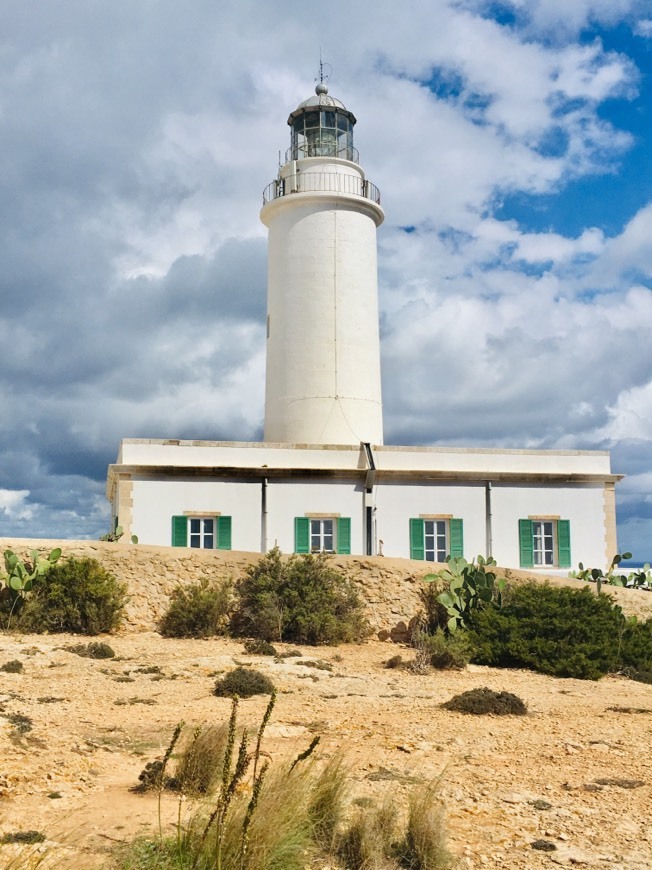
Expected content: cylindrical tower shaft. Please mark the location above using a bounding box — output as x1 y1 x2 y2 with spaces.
261 85 384 446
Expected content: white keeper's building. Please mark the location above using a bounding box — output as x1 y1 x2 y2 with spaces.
106 83 620 573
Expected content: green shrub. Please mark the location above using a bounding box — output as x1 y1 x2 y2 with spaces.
65 641 116 659
420 580 449 633
1 831 45 844
416 628 473 670
213 666 275 698
467 582 624 680
243 638 278 656
0 659 24 673
231 547 370 645
16 557 126 635
631 670 652 684
442 687 527 716
159 578 232 638
619 618 652 673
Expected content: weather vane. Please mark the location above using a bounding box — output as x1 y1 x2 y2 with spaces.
315 51 332 90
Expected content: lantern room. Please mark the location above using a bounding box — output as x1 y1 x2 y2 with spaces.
287 83 358 162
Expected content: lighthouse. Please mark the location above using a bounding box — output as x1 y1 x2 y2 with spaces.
107 78 619 572
261 82 384 446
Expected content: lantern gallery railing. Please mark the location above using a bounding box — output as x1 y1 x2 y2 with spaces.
263 172 381 205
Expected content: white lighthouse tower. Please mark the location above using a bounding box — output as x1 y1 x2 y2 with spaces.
261 80 384 445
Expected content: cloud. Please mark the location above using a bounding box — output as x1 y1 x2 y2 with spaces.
0 0 650 555
0 490 33 521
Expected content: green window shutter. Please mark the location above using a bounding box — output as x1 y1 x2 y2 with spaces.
172 516 187 547
519 519 534 568
410 518 425 560
295 517 310 554
449 518 464 559
217 516 232 550
337 517 351 554
557 519 571 568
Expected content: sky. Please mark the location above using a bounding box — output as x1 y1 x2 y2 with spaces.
1 0 652 561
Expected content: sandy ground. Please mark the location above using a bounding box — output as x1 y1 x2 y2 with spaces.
0 631 651 869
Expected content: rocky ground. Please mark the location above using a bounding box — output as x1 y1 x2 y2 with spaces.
0 631 651 869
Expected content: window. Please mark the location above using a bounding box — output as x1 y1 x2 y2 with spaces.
311 518 334 553
295 517 351 555
519 519 570 568
409 518 463 561
171 515 232 550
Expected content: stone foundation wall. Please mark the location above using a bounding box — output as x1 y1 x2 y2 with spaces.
3 539 652 639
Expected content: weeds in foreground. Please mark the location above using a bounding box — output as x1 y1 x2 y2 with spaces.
118 696 452 870
338 799 398 869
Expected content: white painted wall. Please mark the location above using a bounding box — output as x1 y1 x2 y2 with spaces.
490 483 606 572
265 478 365 554
130 478 262 551
374 480 487 559
261 160 384 446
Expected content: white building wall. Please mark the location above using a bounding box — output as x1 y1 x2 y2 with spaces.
490 483 606 571
374 481 487 560
265 478 365 554
130 478 262 551
262 187 384 446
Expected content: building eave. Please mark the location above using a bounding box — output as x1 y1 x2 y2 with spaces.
106 462 622 499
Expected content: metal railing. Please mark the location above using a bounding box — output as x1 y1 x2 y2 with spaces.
263 172 381 206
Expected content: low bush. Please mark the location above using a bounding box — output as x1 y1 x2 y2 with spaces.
65 641 116 659
415 628 473 670
1 831 45 845
243 638 278 656
384 654 404 669
467 582 624 680
213 666 275 698
619 618 652 674
16 557 126 635
442 687 527 716
0 659 24 673
159 578 232 639
231 547 370 645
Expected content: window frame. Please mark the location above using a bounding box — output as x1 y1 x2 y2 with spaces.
295 516 351 555
409 517 463 562
519 518 570 569
171 515 232 550
310 517 336 553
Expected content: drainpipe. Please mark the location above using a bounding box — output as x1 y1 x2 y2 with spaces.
363 443 376 556
485 481 493 559
261 477 268 553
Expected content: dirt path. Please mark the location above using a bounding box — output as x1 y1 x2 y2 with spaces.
0 632 651 868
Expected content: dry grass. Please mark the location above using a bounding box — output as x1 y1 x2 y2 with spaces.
173 723 229 796
337 799 398 869
399 781 452 869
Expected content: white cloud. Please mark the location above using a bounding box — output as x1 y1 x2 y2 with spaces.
634 19 652 37
0 490 33 521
